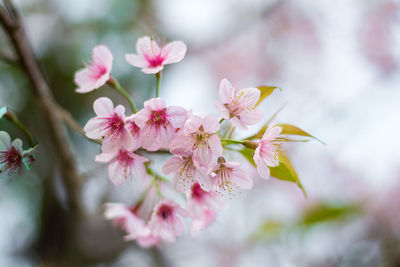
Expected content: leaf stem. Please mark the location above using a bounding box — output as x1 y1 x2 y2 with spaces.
155 71 162 97
107 77 137 113
4 109 36 147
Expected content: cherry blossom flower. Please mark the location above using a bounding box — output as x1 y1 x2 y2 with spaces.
135 98 187 151
186 183 224 236
125 36 187 74
96 149 148 186
74 45 113 93
216 78 263 130
0 131 35 177
84 97 134 152
212 157 253 198
125 114 142 151
162 155 212 192
148 198 188 242
104 203 160 248
170 114 223 168
253 124 282 179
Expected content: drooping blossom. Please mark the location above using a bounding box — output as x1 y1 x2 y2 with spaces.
253 124 282 179
104 203 160 248
162 155 212 192
148 198 188 242
216 78 263 129
74 45 113 93
212 157 253 198
84 97 134 152
170 114 223 168
125 36 187 74
125 114 142 151
96 149 148 186
186 182 224 236
135 98 187 151
0 131 35 177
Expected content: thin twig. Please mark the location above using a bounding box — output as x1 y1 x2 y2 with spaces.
0 1 82 215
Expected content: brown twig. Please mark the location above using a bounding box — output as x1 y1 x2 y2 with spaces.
0 1 81 215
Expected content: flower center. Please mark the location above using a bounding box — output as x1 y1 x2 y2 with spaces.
158 205 173 220
145 54 165 67
102 114 124 140
191 183 206 201
0 147 22 175
148 108 169 127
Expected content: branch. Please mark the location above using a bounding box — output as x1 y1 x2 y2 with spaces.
0 1 82 215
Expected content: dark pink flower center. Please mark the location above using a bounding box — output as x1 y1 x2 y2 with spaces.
148 108 170 127
0 147 22 175
191 183 206 201
127 121 140 136
116 150 133 167
158 204 173 220
145 54 165 67
90 64 108 79
102 114 125 140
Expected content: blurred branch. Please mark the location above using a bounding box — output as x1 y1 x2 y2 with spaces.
0 0 82 215
0 49 18 65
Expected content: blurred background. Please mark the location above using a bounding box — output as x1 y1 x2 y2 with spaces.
0 0 400 266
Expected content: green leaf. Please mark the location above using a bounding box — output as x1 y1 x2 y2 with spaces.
270 152 307 197
238 148 306 197
256 86 281 106
276 123 325 145
299 202 361 227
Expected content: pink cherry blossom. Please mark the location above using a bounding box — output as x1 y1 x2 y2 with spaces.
104 203 160 248
125 114 142 151
74 45 113 93
135 98 187 151
170 114 223 168
148 198 188 243
212 157 253 198
84 97 134 152
125 37 187 74
96 149 148 186
216 78 263 130
186 182 224 236
0 131 35 177
162 155 212 193
253 124 282 179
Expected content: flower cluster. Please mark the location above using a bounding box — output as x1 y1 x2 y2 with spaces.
76 36 314 248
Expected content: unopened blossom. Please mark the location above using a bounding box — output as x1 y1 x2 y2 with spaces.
96 149 148 186
148 198 188 243
125 114 142 151
84 97 134 152
186 182 224 236
0 131 35 177
125 36 187 74
253 124 282 179
212 157 253 198
162 155 212 192
104 203 160 248
216 78 263 130
135 98 187 151
75 45 113 93
170 114 223 168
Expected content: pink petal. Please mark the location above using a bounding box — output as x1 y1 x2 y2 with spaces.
215 101 230 119
231 116 248 130
83 117 106 139
125 54 149 68
239 87 260 108
144 98 166 110
197 174 213 192
134 107 151 128
203 115 220 133
162 156 183 175
240 109 263 125
162 41 187 65
92 45 113 71
183 115 203 134
219 78 235 103
136 37 160 59
74 69 98 93
256 158 271 180
121 128 135 151
95 151 117 163
207 135 223 160
142 65 164 74
170 134 193 156
93 97 114 117
0 131 11 150
167 106 188 128
108 160 129 185
231 168 253 189
140 125 160 151
263 125 282 140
